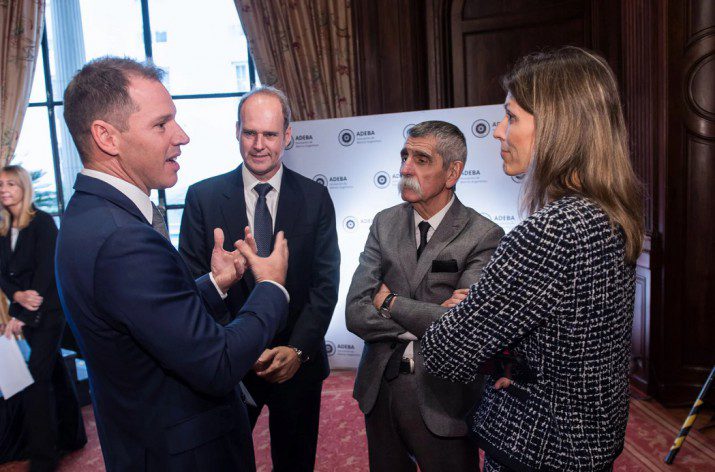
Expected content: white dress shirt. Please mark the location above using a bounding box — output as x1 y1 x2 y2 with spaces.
242 163 283 232
401 195 456 359
10 228 19 252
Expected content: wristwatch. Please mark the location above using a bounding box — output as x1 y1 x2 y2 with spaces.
289 346 309 363
378 292 397 319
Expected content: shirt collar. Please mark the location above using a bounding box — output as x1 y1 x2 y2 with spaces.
413 194 456 231
241 163 284 194
80 169 154 223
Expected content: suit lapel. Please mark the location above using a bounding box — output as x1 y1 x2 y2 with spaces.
409 197 469 290
397 204 419 295
219 166 255 290
219 166 249 248
274 166 302 241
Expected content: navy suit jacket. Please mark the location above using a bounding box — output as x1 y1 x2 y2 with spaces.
179 165 340 383
55 174 288 472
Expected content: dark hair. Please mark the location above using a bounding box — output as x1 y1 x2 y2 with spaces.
63 56 165 162
408 120 467 168
236 86 292 131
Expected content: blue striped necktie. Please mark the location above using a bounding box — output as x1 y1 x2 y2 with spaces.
253 183 273 257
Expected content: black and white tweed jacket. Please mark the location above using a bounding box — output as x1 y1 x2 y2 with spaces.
422 196 635 471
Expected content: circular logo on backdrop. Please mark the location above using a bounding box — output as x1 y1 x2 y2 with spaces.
480 211 492 221
313 174 328 186
471 119 490 138
343 216 358 232
338 129 355 146
325 341 336 357
403 123 416 139
511 174 526 184
374 171 390 189
285 136 295 150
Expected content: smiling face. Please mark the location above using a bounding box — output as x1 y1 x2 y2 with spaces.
0 172 24 212
237 93 292 181
115 77 190 194
493 94 535 176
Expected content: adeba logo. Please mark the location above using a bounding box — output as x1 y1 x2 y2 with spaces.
374 171 390 189
343 216 358 232
471 119 490 138
313 174 328 186
338 129 355 146
402 123 415 139
285 136 295 150
511 174 526 184
325 341 336 357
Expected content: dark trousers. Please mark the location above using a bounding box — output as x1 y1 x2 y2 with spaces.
243 370 322 472
22 315 86 470
365 374 479 472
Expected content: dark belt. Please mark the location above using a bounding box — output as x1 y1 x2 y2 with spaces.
399 357 415 374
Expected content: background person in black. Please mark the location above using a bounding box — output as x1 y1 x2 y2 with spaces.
0 165 86 472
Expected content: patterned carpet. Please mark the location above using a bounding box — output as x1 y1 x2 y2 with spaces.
1 370 714 471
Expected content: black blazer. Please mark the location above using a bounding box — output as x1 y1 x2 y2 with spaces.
0 208 60 327
179 165 341 382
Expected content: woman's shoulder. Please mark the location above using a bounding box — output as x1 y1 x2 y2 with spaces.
29 208 57 228
525 195 608 232
501 196 609 254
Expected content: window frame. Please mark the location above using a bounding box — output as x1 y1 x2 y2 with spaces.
26 0 257 218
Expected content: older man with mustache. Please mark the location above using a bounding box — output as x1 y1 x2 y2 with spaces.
345 120 504 472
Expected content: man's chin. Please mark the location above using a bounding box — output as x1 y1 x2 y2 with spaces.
400 190 421 203
157 176 179 190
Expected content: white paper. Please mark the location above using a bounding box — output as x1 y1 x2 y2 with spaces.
0 337 34 399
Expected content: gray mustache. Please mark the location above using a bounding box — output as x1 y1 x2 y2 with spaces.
398 176 422 198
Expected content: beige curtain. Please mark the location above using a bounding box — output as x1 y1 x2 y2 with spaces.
0 0 45 166
0 0 45 324
234 0 357 120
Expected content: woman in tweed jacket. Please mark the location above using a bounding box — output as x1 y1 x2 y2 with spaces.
421 47 644 472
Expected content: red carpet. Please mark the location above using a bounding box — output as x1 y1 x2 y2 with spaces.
2 370 714 471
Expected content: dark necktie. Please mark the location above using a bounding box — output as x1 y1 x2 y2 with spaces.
151 203 169 240
253 183 273 257
416 221 431 260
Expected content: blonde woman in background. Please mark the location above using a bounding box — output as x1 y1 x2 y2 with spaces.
421 47 643 471
0 165 85 471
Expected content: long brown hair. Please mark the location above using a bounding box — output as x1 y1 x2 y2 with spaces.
0 165 36 236
503 46 644 264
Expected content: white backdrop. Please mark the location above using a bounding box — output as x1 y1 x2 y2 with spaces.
283 105 523 369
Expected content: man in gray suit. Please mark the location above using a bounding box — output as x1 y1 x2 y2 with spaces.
346 120 504 471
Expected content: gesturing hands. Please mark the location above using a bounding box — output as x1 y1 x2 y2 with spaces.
236 230 289 286
253 346 301 383
210 228 248 293
14 290 43 311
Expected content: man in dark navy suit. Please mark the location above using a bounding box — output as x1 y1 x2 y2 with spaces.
55 57 289 472
179 87 340 471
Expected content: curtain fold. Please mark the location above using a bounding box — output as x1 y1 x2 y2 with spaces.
235 0 357 120
0 0 45 324
0 0 45 167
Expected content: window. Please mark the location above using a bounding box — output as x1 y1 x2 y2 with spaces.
235 62 249 92
22 0 259 244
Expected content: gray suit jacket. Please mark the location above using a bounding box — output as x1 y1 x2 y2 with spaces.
345 196 504 437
